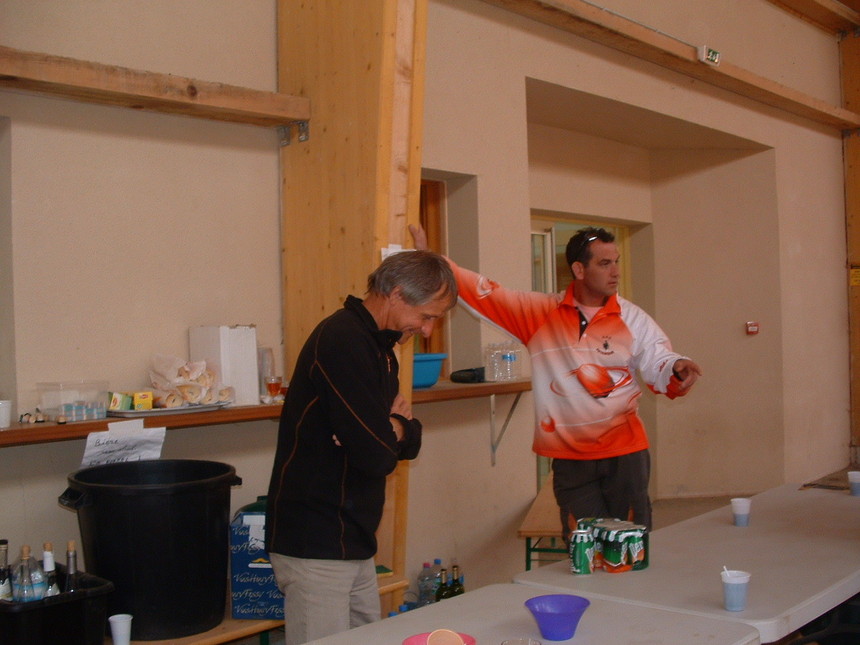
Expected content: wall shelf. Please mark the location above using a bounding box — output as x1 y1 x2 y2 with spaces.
0 404 282 449
412 379 531 403
0 45 310 128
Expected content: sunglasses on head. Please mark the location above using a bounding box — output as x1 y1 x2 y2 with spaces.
570 234 598 264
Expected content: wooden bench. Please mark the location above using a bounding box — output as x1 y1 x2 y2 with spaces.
516 473 567 570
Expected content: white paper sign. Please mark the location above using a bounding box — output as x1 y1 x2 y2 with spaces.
81 419 166 467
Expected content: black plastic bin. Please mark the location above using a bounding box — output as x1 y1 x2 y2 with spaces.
0 563 113 645
59 459 242 641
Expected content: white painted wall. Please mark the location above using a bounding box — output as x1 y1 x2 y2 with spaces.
408 0 848 592
0 0 851 601
0 0 282 564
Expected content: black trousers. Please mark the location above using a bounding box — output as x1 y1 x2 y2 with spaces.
552 449 652 540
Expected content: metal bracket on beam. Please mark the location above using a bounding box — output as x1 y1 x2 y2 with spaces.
278 121 310 146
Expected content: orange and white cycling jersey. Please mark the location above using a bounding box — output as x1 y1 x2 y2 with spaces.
450 259 690 461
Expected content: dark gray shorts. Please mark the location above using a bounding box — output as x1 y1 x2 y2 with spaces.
552 449 652 539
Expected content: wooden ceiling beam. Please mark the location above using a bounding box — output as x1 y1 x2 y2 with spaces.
766 0 860 33
480 0 860 130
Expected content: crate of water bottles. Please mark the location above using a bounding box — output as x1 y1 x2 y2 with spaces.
0 539 114 645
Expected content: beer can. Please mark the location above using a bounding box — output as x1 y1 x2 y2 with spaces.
569 529 595 575
576 517 603 531
627 524 648 570
599 521 633 573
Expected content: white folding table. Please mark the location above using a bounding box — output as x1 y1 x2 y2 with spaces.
304 583 760 644
514 483 860 643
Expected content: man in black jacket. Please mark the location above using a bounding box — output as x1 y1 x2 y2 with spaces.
266 249 457 644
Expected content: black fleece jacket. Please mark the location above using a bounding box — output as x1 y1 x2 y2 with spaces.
265 295 422 560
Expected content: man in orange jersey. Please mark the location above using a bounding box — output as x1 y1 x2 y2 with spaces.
412 224 700 536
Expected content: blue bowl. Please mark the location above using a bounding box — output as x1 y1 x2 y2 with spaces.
413 353 447 388
525 594 590 640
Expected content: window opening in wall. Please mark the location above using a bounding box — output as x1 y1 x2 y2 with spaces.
530 214 632 484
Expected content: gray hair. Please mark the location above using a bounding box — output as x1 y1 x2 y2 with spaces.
367 250 457 307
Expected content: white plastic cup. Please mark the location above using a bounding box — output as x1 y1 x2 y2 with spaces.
0 401 11 429
721 570 751 611
730 497 751 527
109 613 133 645
848 471 860 496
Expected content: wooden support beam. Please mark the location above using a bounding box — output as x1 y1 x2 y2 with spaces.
840 31 860 449
277 0 427 613
0 45 310 127
480 0 860 130
766 0 860 33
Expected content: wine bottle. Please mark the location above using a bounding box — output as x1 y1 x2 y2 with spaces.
12 545 46 602
450 564 465 596
0 539 11 601
63 540 79 593
435 567 454 601
42 542 60 597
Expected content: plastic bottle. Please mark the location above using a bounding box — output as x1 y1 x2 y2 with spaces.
416 561 436 606
430 558 444 596
12 544 46 602
484 344 501 382
0 540 11 601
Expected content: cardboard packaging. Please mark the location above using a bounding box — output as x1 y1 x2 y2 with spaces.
229 500 284 620
189 325 259 406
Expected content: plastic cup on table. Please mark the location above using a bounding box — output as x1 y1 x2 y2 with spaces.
0 400 11 428
730 497 751 526
848 471 860 496
721 570 751 611
109 613 133 645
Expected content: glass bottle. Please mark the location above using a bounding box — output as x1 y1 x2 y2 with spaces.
0 539 11 601
435 567 453 601
450 564 465 596
12 544 46 602
63 540 79 594
42 542 60 597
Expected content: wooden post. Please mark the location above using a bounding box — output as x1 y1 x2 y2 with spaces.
841 30 860 458
277 0 427 612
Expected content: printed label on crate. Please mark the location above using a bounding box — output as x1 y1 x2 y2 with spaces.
230 513 284 620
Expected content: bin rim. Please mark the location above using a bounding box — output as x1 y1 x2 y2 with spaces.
66 459 241 494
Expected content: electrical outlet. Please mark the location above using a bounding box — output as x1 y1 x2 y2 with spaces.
698 46 721 67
